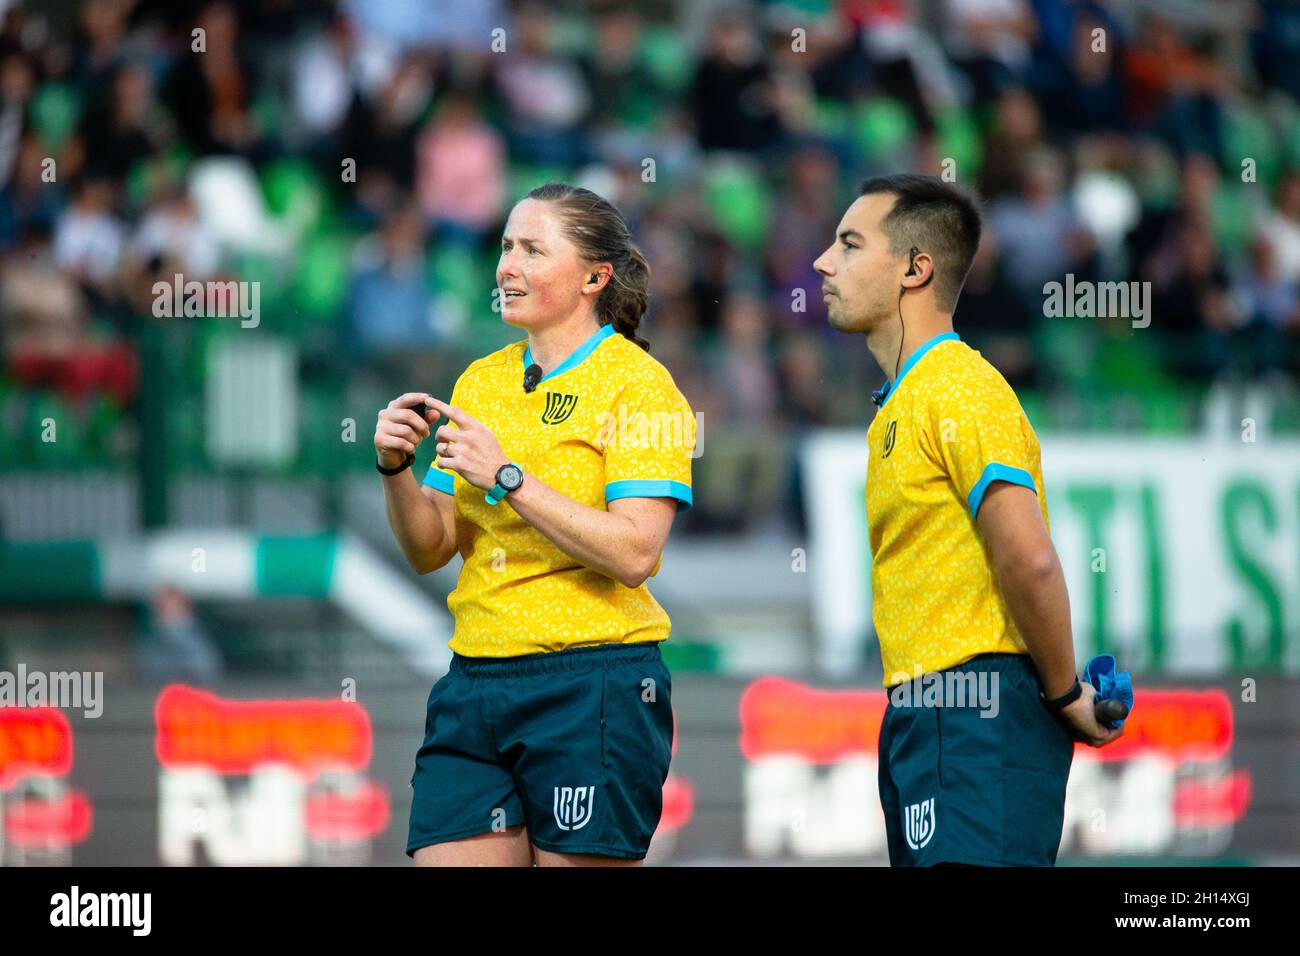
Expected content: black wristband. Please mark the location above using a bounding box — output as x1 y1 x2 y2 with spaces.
376 452 414 476
1040 676 1082 713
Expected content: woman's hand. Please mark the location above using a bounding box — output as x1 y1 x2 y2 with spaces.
375 392 434 470
429 398 509 491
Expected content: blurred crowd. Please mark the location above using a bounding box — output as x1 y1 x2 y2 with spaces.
1 0 1298 530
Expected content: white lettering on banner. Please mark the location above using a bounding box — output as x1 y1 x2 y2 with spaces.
1060 754 1177 854
159 766 304 865
743 757 885 858
743 754 1240 862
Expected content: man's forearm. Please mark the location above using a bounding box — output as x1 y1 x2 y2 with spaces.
994 548 1078 698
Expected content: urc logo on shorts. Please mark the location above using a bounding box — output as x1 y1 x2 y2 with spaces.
553 786 596 830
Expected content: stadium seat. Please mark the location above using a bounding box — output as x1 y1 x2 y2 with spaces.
261 160 329 237
29 82 81 154
701 161 770 251
853 98 915 162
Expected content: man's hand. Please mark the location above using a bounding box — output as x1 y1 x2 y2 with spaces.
429 398 508 491
1057 681 1124 747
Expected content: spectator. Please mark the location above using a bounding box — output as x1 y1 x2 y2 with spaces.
415 93 506 246
345 202 439 360
942 0 1036 105
1235 232 1300 377
690 11 781 153
72 64 164 186
1255 169 1300 285
986 146 1094 306
979 87 1043 201
492 3 592 165
0 135 63 248
1147 218 1236 383
765 143 842 329
135 586 224 683
953 231 1038 389
53 170 126 300
0 49 33 193
163 2 263 157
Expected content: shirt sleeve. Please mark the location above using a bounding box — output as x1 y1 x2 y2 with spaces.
420 375 463 496
923 372 1038 518
601 367 695 512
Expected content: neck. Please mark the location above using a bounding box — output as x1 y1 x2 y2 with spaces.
527 312 602 373
865 300 954 383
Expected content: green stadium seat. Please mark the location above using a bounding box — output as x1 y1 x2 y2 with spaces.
1221 103 1281 190
853 97 915 161
427 241 486 318
640 26 692 92
29 83 81 153
509 164 572 202
261 160 328 235
701 162 770 251
936 107 981 180
812 97 849 139
294 231 352 318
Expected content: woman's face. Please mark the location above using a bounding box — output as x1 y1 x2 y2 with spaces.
497 198 599 330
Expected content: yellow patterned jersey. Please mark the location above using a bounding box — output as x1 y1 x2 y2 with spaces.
423 322 695 657
866 331 1048 687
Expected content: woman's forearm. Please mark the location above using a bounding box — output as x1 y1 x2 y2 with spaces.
504 474 661 588
381 470 455 574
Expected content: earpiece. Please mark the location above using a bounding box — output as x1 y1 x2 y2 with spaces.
589 273 599 284
906 245 920 277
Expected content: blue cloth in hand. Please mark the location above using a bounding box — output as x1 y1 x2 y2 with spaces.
1082 653 1133 729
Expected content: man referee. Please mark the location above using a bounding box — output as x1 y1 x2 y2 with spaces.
813 174 1123 866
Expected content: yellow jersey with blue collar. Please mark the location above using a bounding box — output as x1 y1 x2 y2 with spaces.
423 323 695 657
866 331 1048 687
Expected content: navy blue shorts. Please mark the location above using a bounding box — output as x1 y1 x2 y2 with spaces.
877 653 1075 866
406 642 674 860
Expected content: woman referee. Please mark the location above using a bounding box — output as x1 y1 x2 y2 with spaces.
374 183 694 866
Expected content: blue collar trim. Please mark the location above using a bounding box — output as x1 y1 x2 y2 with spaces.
878 331 960 408
524 323 618 383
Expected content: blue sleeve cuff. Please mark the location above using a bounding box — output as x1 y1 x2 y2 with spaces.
422 466 455 496
967 462 1036 517
605 479 693 512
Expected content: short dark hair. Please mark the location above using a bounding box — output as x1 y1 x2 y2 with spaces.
858 174 982 312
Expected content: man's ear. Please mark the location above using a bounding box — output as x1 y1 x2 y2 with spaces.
901 251 934 289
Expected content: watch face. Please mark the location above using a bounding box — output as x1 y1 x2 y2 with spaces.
499 464 523 490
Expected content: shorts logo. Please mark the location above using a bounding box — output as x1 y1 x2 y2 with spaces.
553 786 596 831
903 797 935 850
542 392 579 425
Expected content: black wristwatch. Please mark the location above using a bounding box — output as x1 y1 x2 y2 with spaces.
376 452 415 476
1040 676 1082 714
484 461 524 505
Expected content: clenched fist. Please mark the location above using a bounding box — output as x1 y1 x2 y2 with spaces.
374 392 436 471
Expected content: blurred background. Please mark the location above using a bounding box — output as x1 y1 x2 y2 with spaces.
0 0 1296 865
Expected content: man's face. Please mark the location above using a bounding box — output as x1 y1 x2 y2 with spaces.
813 193 905 335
